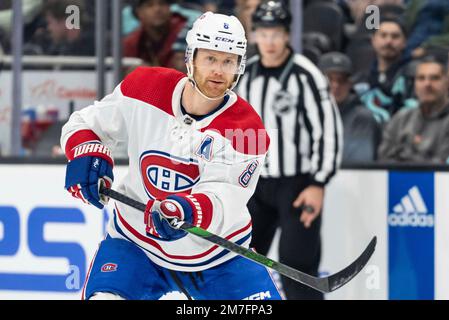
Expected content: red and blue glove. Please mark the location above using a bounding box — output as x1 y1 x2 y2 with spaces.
64 132 114 209
144 195 195 240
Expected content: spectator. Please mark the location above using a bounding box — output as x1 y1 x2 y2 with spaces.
0 0 45 54
378 56 449 163
24 0 95 56
0 0 43 46
123 0 187 67
358 16 416 123
404 0 449 59
319 52 382 163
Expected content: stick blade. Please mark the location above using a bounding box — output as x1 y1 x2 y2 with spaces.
325 236 377 292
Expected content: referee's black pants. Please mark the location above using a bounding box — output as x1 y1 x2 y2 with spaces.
248 175 323 300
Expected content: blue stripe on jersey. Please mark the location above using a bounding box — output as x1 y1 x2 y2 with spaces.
112 213 251 268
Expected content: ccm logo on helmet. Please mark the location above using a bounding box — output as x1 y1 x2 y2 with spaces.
215 36 234 43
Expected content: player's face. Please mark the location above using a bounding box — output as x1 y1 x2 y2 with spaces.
193 49 239 98
414 62 449 106
254 26 290 62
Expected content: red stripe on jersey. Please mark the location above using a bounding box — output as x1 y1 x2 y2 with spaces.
201 96 270 155
65 130 101 160
115 204 251 260
120 67 185 116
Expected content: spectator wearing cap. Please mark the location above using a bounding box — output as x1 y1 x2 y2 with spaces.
358 16 416 124
378 56 449 164
319 52 382 163
123 0 187 67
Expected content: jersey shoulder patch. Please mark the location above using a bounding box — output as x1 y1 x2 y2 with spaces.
201 96 270 156
120 67 185 116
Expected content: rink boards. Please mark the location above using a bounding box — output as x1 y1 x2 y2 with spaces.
0 164 448 300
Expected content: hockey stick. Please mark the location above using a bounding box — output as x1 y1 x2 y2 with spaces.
100 186 377 293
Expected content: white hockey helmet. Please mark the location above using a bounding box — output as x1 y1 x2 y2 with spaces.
185 11 247 99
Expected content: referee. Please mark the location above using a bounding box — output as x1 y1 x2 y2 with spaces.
237 1 343 300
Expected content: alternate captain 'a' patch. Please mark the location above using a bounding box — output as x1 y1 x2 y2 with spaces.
196 135 214 161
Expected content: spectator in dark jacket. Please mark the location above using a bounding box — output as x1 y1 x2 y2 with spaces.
319 52 382 164
358 16 417 124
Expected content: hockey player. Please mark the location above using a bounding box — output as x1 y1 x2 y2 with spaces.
237 1 343 300
61 12 283 300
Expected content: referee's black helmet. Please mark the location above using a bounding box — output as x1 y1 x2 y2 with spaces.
252 1 292 32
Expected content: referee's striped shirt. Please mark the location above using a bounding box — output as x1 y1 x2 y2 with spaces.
237 51 343 186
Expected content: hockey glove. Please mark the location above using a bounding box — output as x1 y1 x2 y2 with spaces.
144 195 193 240
65 142 114 209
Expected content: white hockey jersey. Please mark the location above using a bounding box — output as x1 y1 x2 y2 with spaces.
61 67 270 271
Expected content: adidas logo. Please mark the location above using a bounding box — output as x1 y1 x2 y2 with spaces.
388 186 434 227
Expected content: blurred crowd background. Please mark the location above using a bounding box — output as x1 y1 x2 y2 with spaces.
0 0 448 165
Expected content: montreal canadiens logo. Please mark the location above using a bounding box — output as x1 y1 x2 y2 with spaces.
101 263 118 272
140 150 200 199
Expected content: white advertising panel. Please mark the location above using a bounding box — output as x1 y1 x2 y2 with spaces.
321 170 388 300
0 165 448 300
